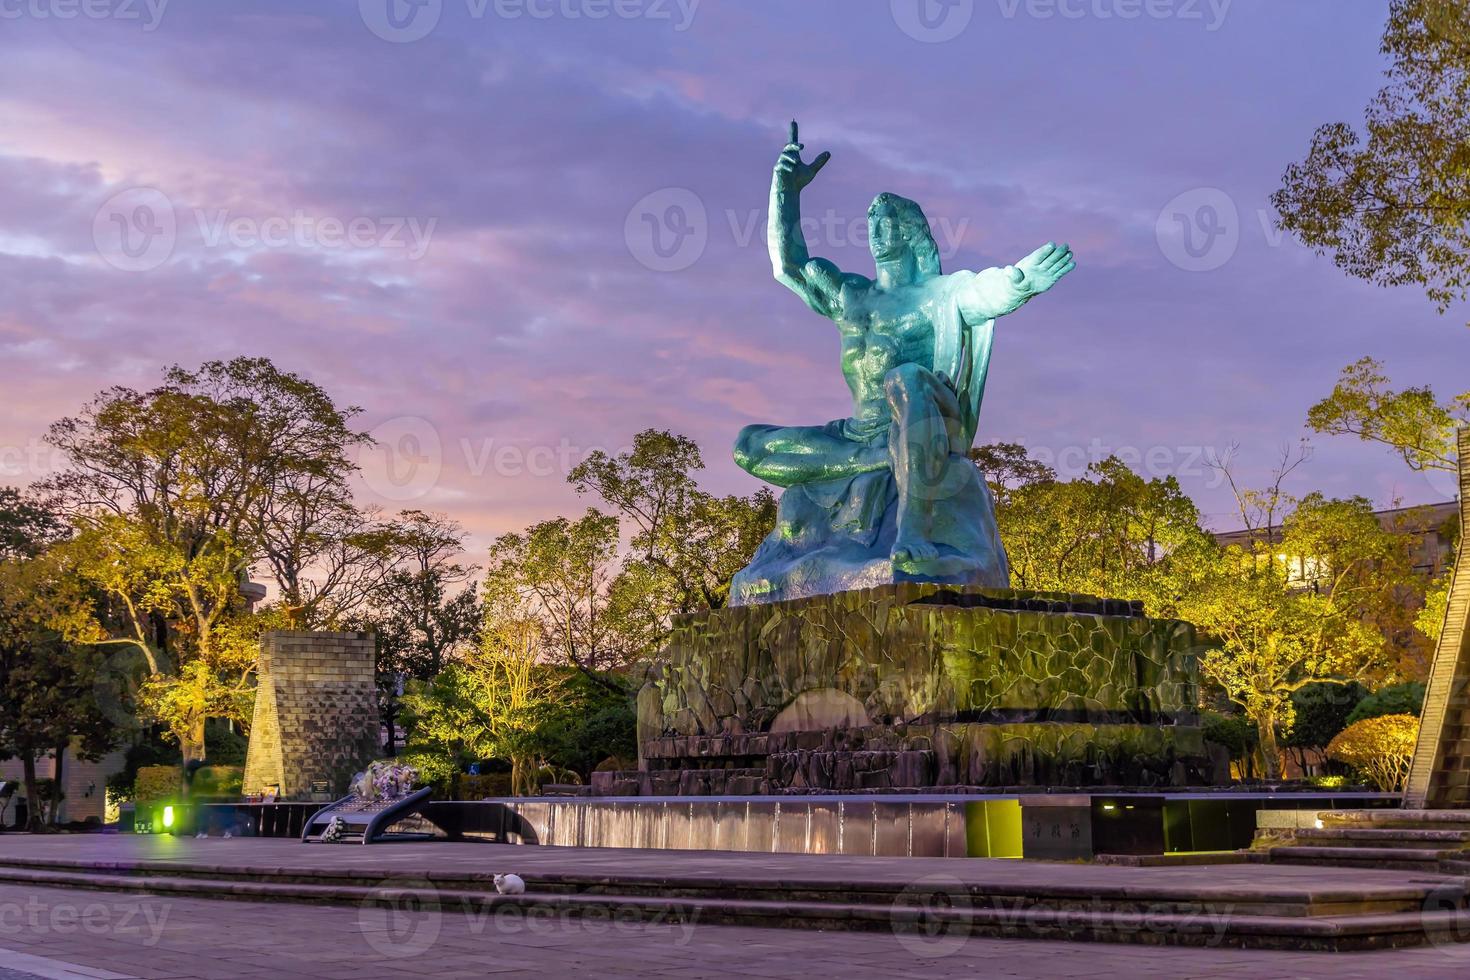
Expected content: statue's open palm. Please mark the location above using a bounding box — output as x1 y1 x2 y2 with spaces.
1014 242 1075 295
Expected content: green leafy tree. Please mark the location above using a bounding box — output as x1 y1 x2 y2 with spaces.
1183 493 1420 780
483 510 648 678
0 493 118 830
1307 358 1466 477
1346 680 1427 725
1419 572 1453 642
1274 0 1470 321
569 429 775 617
401 591 565 796
353 510 481 755
973 445 1215 613
1280 681 1369 774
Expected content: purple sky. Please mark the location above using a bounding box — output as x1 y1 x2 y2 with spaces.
2 0 1467 554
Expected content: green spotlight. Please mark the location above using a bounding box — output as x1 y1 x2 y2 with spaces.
162 805 175 829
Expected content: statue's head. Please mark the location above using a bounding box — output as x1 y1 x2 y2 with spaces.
868 193 941 280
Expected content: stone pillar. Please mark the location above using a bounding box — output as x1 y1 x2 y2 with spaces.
242 631 381 800
1405 428 1470 809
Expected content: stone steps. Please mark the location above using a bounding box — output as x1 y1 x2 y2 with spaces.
1319 810 1470 831
1267 846 1456 873
1290 827 1470 848
1260 810 1470 875
0 854 1467 951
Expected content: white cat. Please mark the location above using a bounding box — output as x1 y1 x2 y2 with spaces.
493 873 525 895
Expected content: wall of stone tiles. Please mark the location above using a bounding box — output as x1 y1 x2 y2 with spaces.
242 631 381 800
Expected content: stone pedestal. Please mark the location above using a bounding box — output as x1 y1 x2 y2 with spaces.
242 631 381 800
635 583 1220 792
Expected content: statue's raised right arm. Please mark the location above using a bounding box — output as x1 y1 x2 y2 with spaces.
769 121 845 318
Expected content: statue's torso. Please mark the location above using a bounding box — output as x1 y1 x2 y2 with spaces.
835 278 945 425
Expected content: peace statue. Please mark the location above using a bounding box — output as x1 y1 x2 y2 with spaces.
730 122 1075 606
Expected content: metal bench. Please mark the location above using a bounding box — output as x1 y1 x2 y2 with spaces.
301 786 434 844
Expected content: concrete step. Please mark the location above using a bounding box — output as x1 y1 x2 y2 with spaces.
1319 810 1470 831
1268 845 1455 873
0 854 1449 920
0 863 1466 951
1292 827 1470 849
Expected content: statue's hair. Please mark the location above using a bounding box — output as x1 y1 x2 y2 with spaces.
869 192 942 279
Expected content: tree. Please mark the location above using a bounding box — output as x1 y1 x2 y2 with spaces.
483 510 647 678
1274 0 1470 322
1347 680 1427 724
0 493 117 831
355 510 481 755
401 590 566 796
569 429 775 618
41 357 369 760
1307 358 1467 477
1280 681 1369 775
1419 572 1453 642
974 445 1215 612
969 442 1057 509
1326 714 1420 791
1182 492 1420 780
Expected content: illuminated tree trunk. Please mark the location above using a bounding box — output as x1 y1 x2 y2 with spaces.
181 715 207 765
1255 707 1283 782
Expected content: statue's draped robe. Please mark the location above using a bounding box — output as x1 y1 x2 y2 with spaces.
731 270 1013 606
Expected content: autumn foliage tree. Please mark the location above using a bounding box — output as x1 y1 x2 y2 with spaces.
1326 713 1421 791
41 358 371 761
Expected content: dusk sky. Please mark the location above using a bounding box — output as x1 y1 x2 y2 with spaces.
3 0 1467 555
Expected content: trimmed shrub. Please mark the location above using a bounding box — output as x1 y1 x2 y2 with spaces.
134 766 182 806
189 766 243 799
1326 714 1420 792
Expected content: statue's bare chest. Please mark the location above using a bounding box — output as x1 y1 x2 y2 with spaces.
838 287 936 381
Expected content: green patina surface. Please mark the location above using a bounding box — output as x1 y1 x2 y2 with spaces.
644 583 1200 740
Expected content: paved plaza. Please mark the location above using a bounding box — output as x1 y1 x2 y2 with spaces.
3 878 1470 979
0 836 1468 977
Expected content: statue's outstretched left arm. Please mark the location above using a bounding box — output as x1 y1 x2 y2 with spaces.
958 242 1075 323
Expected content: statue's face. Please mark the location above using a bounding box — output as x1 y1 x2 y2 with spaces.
868 199 909 263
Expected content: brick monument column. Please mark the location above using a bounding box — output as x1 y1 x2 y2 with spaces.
242 631 381 800
1405 428 1470 809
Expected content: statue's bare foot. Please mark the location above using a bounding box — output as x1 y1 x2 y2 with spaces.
892 536 938 567
892 537 977 577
